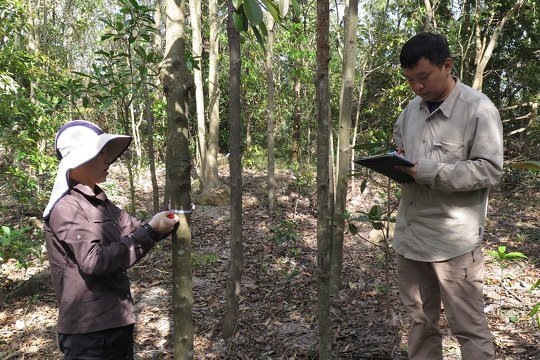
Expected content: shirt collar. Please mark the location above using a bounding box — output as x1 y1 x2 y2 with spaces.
419 77 462 118
72 183 107 203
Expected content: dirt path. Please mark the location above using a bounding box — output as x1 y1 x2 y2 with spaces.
0 163 538 359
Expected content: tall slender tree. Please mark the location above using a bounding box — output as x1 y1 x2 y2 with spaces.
471 0 526 90
145 0 164 213
265 13 276 214
189 0 207 182
160 0 194 357
205 0 221 191
291 14 303 164
315 0 332 357
331 0 358 294
222 0 243 339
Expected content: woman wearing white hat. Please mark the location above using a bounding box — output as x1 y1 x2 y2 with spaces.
43 120 178 359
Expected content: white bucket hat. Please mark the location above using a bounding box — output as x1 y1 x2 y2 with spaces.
43 120 132 218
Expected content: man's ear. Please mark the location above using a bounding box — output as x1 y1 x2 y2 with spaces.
443 57 453 72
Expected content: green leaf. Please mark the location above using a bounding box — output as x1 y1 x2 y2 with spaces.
100 33 114 41
233 9 248 32
1 226 10 236
95 50 112 57
360 178 367 193
257 22 268 38
529 303 539 317
260 0 281 23
368 205 382 219
244 0 263 26
291 0 301 16
372 222 384 230
82 96 89 108
348 222 358 236
232 0 243 9
128 0 141 9
508 161 540 171
505 252 527 260
279 0 289 17
252 25 266 51
351 215 370 223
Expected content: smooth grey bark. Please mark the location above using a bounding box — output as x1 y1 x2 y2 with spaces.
265 15 276 214
189 0 207 182
222 1 243 340
316 0 332 358
472 0 525 90
331 0 358 294
160 0 194 357
205 0 221 191
143 80 159 213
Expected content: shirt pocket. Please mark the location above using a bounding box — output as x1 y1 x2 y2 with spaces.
431 139 465 163
84 211 118 245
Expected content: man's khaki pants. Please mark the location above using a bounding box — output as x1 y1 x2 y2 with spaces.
397 247 495 360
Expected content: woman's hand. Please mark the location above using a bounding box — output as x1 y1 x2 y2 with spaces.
148 211 178 233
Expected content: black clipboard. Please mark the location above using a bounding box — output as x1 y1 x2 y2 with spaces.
354 152 415 183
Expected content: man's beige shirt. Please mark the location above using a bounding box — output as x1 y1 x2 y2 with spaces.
393 78 503 262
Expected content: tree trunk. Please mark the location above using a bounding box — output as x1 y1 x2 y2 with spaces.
316 0 333 358
27 0 40 105
153 0 162 56
350 58 367 192
161 0 194 357
423 0 437 31
292 78 302 163
265 15 276 214
151 0 163 213
472 0 525 90
331 0 357 294
119 105 138 215
222 1 243 339
190 0 206 182
143 80 159 213
205 0 221 191
457 0 474 85
291 16 302 164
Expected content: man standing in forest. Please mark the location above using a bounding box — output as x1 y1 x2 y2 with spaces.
393 32 503 359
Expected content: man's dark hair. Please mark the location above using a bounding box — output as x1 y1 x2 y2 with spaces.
400 32 451 69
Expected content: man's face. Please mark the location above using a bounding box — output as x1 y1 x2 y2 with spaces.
403 57 454 102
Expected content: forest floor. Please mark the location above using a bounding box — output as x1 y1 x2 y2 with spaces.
0 159 539 359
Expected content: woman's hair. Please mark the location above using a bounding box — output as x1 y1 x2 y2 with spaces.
400 32 451 69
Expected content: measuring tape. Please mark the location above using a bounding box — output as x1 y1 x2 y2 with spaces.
167 209 192 218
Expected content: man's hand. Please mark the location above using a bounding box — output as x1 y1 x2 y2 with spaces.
396 164 417 179
395 148 417 179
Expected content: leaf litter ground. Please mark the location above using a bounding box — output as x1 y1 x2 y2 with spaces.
0 162 538 359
